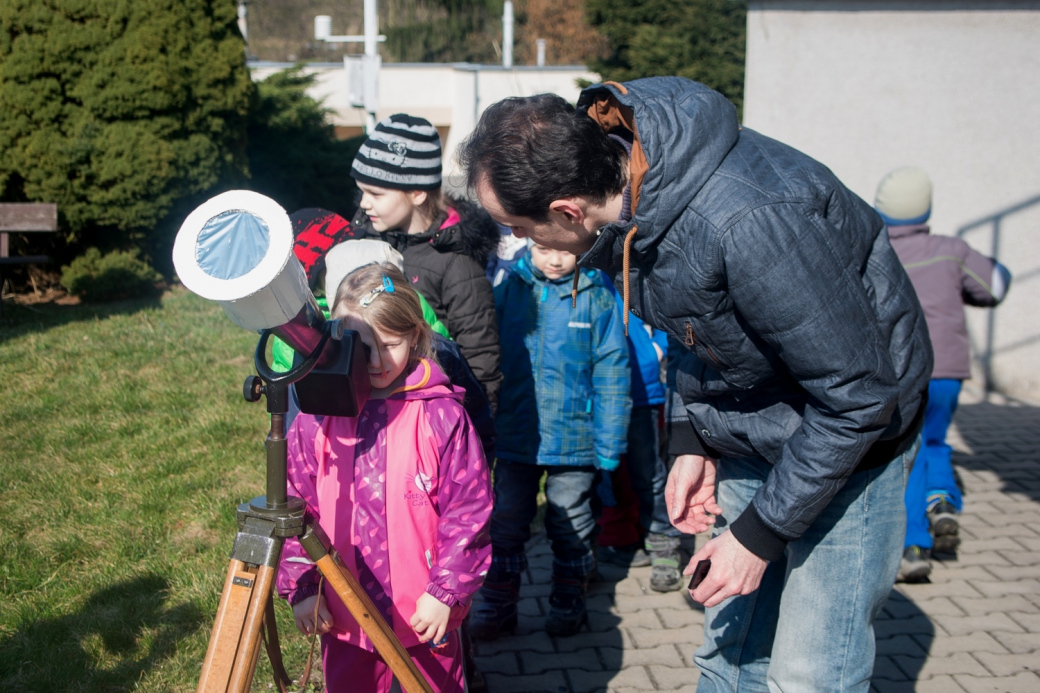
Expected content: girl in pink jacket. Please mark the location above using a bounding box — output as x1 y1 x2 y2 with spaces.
276 263 493 693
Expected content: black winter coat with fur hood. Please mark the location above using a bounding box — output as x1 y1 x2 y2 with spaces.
354 197 503 410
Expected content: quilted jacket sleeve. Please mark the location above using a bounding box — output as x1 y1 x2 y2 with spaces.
275 415 324 605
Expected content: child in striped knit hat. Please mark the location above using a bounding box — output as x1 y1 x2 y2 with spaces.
351 114 503 414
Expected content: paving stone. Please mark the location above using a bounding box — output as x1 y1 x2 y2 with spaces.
983 564 1040 581
930 612 1025 636
960 523 1040 541
647 666 700 690
893 652 988 679
556 629 632 652
921 631 1009 657
613 593 688 614
996 550 1040 567
659 606 705 629
874 613 937 639
594 607 659 631
991 631 1040 654
872 655 907 681
1008 612 1040 632
969 579 1040 599
954 671 1040 692
520 647 601 675
909 675 968 693
628 623 702 649
472 630 556 656
600 644 687 669
484 670 569 693
951 594 1040 616
894 579 984 600
928 564 1003 582
888 596 964 617
959 536 1030 554
568 665 654 693
973 650 1040 677
473 651 521 676
942 550 1011 567
875 634 929 658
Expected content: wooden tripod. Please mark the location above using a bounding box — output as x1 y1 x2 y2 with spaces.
194 376 433 693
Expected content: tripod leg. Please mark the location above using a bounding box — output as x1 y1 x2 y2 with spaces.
300 526 434 693
197 560 265 693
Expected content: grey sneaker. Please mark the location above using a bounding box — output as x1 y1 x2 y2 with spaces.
598 543 651 568
897 545 931 583
645 532 683 592
928 499 960 553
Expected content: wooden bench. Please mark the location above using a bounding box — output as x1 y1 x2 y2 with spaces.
0 203 58 315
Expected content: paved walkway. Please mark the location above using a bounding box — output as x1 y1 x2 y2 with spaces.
472 390 1040 692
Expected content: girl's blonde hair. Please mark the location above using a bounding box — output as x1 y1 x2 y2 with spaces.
331 263 435 362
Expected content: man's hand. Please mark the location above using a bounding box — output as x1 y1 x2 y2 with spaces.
684 530 768 608
410 592 451 644
665 454 723 534
292 593 333 636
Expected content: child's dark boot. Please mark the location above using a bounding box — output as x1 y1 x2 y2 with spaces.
545 567 590 637
469 571 520 641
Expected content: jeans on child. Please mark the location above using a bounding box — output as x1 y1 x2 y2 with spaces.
695 441 915 693
489 459 598 576
627 405 681 538
904 378 963 550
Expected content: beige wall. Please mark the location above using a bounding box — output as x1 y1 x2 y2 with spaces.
745 1 1040 399
249 62 599 191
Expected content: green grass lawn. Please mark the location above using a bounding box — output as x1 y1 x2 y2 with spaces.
0 287 323 691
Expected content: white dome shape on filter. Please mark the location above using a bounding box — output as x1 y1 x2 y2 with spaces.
173 190 311 331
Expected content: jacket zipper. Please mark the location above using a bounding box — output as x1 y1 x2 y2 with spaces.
685 322 724 369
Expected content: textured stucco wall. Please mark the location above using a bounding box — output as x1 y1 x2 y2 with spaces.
744 1 1040 399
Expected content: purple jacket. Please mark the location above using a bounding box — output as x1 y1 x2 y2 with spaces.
888 224 1011 379
276 358 492 649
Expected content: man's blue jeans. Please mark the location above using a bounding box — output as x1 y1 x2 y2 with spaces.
904 379 962 549
695 441 916 692
627 405 681 538
489 459 598 577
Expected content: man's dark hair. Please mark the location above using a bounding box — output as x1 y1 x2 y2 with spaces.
458 94 627 222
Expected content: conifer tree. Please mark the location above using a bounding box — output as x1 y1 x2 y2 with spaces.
585 0 746 115
0 0 253 258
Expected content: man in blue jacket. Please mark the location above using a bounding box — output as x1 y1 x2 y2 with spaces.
459 78 931 691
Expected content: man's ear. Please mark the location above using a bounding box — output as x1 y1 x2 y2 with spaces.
548 198 586 226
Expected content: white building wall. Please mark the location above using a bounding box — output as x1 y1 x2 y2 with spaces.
744 1 1040 399
249 62 599 189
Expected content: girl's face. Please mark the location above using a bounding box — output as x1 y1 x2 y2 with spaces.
357 182 428 234
362 322 419 391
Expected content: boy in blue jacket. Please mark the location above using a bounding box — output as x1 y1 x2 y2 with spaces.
470 242 631 638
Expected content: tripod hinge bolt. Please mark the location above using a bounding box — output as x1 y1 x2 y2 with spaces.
243 375 264 402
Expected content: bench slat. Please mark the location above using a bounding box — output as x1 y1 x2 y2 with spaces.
0 203 58 232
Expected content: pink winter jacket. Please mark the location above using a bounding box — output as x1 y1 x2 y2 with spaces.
276 358 493 649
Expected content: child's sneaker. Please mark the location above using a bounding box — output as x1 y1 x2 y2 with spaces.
469 572 520 641
646 532 684 592
897 545 931 583
928 497 960 553
545 574 589 637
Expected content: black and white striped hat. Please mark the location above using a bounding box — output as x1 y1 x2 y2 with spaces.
350 114 442 191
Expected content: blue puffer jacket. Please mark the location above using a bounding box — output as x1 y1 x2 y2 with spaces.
494 253 631 470
576 78 932 560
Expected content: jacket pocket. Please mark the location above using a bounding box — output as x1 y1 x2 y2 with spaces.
684 322 727 370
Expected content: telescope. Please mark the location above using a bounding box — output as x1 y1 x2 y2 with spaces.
172 190 433 693
173 189 367 417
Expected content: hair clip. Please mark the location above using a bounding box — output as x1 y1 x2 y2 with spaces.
359 275 395 307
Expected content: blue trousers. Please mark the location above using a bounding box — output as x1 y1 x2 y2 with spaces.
696 441 915 692
904 379 963 550
488 459 598 577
